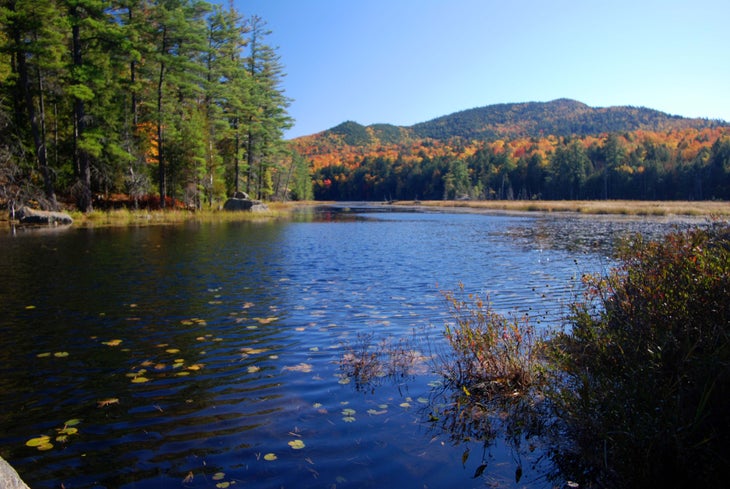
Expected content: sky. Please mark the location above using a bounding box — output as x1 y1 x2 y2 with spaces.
233 0 730 139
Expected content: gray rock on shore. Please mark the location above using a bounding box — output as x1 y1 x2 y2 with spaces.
0 456 30 489
222 191 269 212
13 206 73 225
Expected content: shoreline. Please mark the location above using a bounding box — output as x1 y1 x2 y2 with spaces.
3 200 728 229
386 199 730 217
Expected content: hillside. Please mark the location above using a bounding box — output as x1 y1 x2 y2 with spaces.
292 99 727 168
292 99 730 202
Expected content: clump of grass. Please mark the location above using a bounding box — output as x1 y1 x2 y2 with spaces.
339 332 429 391
440 284 545 401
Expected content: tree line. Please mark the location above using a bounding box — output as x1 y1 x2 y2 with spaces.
0 0 309 213
311 130 730 201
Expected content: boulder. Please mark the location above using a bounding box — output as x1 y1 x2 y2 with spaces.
223 197 269 212
0 456 31 489
15 206 73 225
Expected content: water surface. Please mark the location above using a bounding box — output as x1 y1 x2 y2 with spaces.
0 207 696 488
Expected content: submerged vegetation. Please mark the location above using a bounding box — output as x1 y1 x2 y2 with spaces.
432 222 730 487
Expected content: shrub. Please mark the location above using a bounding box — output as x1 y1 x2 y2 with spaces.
548 222 730 488
440 284 546 401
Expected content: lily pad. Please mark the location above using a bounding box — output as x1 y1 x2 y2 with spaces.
131 376 150 383
263 453 277 461
212 472 225 481
53 351 69 358
102 339 123 346
288 439 305 450
26 435 51 447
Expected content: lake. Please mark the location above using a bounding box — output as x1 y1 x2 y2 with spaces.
0 206 700 488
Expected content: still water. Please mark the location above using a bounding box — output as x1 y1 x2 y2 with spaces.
0 206 696 488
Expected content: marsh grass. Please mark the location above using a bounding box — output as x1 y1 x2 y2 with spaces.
66 202 296 228
392 199 730 216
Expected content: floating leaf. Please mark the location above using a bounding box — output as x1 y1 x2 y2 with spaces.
25 305 36 310
57 427 78 436
341 408 356 416
176 371 190 376
55 435 68 443
366 409 387 415
187 364 203 371
102 339 123 347
417 397 429 404
253 317 277 324
165 348 180 354
473 463 487 479
312 403 322 409
36 352 51 358
342 416 356 422
26 435 51 447
288 439 305 450
263 453 277 461
215 483 230 488
283 363 313 373
37 442 54 451
399 402 411 408
212 472 225 481
131 376 150 383
337 377 351 385
247 366 260 373
54 352 69 358
97 398 119 408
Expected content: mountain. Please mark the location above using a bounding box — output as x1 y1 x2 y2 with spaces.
295 98 726 143
410 98 716 140
292 99 729 170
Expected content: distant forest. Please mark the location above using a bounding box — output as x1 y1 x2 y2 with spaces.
0 0 302 212
294 100 730 201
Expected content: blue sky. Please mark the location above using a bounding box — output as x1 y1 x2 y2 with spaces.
234 0 730 139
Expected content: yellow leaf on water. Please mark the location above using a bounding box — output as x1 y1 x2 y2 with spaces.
25 305 36 310
165 348 180 354
253 317 277 324
215 483 230 489
288 439 305 450
36 352 51 358
247 366 261 373
102 339 123 346
54 352 69 358
282 363 313 373
212 472 225 481
263 453 277 461
131 376 150 383
37 442 54 451
26 436 51 447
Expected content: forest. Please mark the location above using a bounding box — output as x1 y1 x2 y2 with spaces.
0 0 312 213
296 117 730 202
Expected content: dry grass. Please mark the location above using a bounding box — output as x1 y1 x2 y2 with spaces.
67 201 304 228
391 200 730 216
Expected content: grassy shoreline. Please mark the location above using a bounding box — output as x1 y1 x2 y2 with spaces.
389 199 730 216
4 200 729 228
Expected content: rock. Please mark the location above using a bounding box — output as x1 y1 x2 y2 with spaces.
0 456 31 489
15 206 73 225
223 197 269 212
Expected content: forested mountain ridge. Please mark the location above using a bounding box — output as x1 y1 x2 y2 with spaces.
411 99 720 140
292 100 730 202
296 99 724 151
